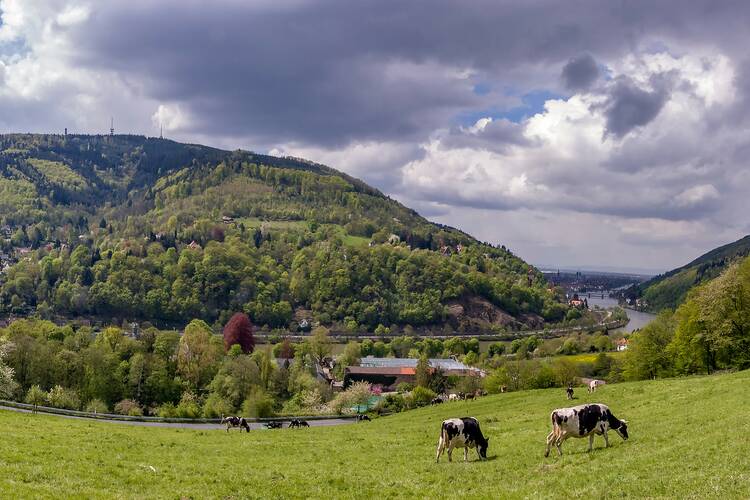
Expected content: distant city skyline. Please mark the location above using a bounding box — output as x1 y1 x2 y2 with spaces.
1 1 749 271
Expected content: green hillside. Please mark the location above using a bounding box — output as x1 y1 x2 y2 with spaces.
628 235 750 312
0 134 568 332
2 370 748 498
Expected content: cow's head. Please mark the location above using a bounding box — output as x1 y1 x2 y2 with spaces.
478 437 490 460
616 420 629 440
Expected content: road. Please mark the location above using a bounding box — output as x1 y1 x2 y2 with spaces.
0 405 356 430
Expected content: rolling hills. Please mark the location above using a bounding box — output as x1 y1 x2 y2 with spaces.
1 369 748 498
627 235 750 312
0 134 568 332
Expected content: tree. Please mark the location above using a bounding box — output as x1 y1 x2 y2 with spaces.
25 384 46 412
415 355 431 388
222 313 255 354
0 340 18 399
623 311 676 380
177 319 222 388
308 326 333 364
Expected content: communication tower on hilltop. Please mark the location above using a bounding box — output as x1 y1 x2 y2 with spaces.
110 117 114 136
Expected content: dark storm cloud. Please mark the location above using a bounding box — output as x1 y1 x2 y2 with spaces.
603 75 671 138
63 0 750 148
561 54 600 91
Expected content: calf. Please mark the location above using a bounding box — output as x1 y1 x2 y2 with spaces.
588 379 604 393
436 417 490 463
221 416 250 433
566 385 574 400
545 403 628 457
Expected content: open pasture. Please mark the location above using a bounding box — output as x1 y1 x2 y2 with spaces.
1 370 749 498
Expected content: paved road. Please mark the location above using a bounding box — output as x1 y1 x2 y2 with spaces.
0 405 356 430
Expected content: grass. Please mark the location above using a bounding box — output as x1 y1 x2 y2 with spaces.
2 371 750 498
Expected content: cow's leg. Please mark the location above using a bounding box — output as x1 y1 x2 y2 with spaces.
555 433 565 456
588 434 594 452
436 436 447 463
545 431 556 457
447 444 454 462
603 431 610 448
464 446 469 462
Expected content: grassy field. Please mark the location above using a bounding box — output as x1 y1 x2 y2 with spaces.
2 371 749 499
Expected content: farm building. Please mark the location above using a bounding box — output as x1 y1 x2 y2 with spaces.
344 357 484 390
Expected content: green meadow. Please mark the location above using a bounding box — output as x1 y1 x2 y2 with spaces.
2 370 749 499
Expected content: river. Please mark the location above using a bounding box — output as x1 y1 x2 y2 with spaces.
581 291 656 332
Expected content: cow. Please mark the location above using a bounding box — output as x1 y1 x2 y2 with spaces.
431 397 444 405
266 421 283 429
448 393 460 402
436 417 490 463
356 414 371 422
289 419 309 428
545 403 629 457
566 384 574 400
588 379 604 393
220 416 250 433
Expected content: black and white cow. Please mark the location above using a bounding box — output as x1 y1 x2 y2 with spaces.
544 403 628 457
221 416 250 433
289 419 309 428
436 417 490 463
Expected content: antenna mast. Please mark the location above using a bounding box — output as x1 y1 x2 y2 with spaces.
110 117 114 136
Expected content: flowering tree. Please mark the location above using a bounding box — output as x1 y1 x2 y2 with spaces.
0 340 17 399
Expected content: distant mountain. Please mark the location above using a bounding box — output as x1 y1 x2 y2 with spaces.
0 134 568 332
627 235 750 312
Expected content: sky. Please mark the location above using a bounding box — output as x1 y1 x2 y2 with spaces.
2 1 750 274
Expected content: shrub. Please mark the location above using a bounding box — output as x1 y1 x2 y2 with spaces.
84 399 109 414
114 399 144 416
375 393 406 414
202 394 234 418
242 389 275 418
155 402 178 418
25 385 46 410
396 382 413 393
410 386 436 407
175 391 201 418
46 385 81 410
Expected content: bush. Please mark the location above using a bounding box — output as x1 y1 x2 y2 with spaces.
155 402 178 418
242 389 276 418
114 399 143 416
410 386 436 407
331 381 372 414
46 385 81 410
175 391 201 418
25 385 46 410
202 394 235 418
375 393 406 414
488 342 506 357
84 399 109 414
396 382 413 393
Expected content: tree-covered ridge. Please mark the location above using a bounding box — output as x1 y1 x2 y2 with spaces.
627 234 750 312
0 134 567 331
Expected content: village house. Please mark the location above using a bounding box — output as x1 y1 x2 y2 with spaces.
616 338 630 351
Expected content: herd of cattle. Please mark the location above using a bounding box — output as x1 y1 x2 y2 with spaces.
436 379 628 462
221 378 628 463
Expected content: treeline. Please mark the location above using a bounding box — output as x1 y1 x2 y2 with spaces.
623 256 750 379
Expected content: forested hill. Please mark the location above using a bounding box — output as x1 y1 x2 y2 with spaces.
627 234 750 312
0 134 569 332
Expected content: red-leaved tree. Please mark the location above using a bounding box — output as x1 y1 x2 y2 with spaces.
223 313 255 354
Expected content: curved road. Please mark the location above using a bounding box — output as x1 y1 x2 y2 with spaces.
0 405 356 430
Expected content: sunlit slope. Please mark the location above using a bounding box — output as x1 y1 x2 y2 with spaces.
2 370 749 498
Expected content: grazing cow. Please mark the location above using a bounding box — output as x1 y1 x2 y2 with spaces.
545 403 629 457
588 379 604 393
289 419 309 428
221 416 250 433
431 397 444 405
356 414 371 422
266 421 283 429
566 385 574 400
448 394 460 402
436 417 489 463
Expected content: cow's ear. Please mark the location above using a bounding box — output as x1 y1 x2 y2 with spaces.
621 419 628 424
